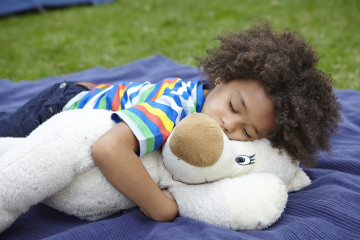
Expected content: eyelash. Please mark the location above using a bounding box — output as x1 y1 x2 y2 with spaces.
242 126 251 138
229 101 237 113
230 101 251 138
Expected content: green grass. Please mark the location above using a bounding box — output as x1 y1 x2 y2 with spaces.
0 0 359 90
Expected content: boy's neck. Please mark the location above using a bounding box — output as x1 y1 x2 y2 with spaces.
203 89 211 99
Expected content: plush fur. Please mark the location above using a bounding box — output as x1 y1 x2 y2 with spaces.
0 110 310 232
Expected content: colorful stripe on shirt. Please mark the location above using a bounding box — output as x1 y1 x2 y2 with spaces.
68 78 205 156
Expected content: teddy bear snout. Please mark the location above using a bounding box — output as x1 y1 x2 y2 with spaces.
168 113 224 167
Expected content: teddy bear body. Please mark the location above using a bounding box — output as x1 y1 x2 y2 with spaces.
0 110 310 233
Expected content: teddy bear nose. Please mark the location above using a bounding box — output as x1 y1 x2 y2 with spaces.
169 113 224 167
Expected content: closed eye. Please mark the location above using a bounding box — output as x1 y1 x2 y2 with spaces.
242 126 251 138
229 101 237 113
230 101 252 138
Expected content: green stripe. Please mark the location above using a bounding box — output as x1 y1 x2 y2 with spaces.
138 85 156 103
68 99 80 110
191 97 197 113
124 110 155 154
98 96 107 109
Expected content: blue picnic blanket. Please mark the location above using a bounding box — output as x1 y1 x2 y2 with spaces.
0 55 359 239
0 0 114 17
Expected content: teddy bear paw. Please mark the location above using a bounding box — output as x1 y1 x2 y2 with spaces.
0 199 22 233
226 173 287 230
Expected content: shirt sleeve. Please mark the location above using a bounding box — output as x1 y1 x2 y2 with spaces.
111 86 202 157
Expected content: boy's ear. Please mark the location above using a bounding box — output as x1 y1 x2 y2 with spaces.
286 167 311 192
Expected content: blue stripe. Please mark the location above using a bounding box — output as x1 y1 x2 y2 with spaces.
173 79 184 91
127 82 143 103
127 107 164 151
87 88 107 108
149 99 182 123
77 91 93 108
160 78 182 96
111 111 122 123
93 94 106 109
145 80 163 101
183 81 197 101
106 85 118 110
180 110 186 120
196 82 205 112
169 94 184 109
120 82 136 108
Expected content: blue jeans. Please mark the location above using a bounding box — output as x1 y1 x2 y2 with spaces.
0 82 88 137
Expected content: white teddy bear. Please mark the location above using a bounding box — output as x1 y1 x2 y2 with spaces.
0 109 310 233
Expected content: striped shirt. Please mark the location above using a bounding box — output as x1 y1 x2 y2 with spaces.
66 78 205 156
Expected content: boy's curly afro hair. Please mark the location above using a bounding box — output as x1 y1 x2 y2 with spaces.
197 22 342 167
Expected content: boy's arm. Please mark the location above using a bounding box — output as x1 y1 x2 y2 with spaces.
91 121 178 222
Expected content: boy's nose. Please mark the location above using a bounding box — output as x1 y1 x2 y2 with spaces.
223 116 240 133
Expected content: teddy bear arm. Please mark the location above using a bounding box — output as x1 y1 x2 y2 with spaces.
169 173 288 231
0 110 115 233
168 179 231 229
0 137 25 156
0 135 90 233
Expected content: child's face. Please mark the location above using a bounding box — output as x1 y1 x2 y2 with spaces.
201 80 275 141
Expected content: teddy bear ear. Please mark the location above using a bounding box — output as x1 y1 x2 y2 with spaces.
286 167 311 192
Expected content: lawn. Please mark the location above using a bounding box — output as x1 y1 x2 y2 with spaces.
0 0 359 90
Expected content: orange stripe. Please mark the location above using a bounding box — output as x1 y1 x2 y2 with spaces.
90 83 111 96
112 87 120 111
150 78 180 101
133 104 171 144
111 84 127 111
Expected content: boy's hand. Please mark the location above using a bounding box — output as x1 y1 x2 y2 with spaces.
161 189 176 202
140 189 178 221
75 82 96 90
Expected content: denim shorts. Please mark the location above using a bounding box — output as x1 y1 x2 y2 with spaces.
0 82 88 137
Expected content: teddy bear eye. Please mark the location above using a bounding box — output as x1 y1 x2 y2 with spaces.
235 154 255 165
